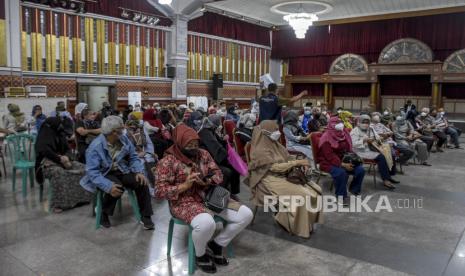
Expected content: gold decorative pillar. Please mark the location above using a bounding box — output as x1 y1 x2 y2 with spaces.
432 83 441 108
324 83 334 109
370 82 379 109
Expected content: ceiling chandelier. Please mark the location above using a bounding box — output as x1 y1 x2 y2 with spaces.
283 7 318 39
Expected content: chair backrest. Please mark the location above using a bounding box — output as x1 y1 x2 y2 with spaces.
6 133 36 164
223 120 236 144
244 142 251 164
310 132 323 168
233 128 246 158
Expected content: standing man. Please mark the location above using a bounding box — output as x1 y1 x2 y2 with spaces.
258 83 308 123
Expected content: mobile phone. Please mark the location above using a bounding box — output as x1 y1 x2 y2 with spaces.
202 172 215 182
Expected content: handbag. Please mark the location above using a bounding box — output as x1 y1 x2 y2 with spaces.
204 185 230 213
342 152 363 167
286 166 307 185
227 142 248 176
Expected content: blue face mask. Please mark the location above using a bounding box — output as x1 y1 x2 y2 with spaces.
304 111 311 116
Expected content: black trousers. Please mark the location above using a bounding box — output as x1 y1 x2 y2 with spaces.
219 164 240 195
102 171 153 217
433 131 447 148
420 135 435 151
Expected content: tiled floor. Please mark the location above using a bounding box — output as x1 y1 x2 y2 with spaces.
1 141 465 275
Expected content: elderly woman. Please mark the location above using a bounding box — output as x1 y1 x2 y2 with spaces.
155 124 253 274
80 116 154 229
318 117 365 204
188 112 241 195
392 116 431 166
301 106 312 133
3 104 27 133
350 115 398 190
74 102 88 122
236 112 256 144
338 110 353 130
247 120 322 238
282 111 313 165
35 117 91 212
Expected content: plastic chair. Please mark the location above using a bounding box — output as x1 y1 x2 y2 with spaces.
6 134 36 197
223 120 236 144
233 129 246 160
363 158 378 187
94 189 141 229
167 216 234 275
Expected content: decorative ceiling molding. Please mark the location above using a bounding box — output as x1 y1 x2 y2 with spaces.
443 49 465 73
378 38 433 64
270 1 333 16
329 54 368 75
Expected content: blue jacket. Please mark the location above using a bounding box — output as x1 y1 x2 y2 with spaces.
80 134 144 193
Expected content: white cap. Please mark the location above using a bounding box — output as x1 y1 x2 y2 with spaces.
179 104 187 109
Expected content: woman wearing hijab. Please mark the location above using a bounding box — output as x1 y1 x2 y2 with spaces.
122 105 134 122
236 112 256 144
143 109 170 158
319 117 365 203
75 109 101 163
188 112 241 195
282 111 313 165
301 106 312 133
350 115 398 190
155 124 253 274
247 120 322 238
74 102 88 122
3 104 27 133
126 119 156 185
225 106 239 123
35 117 91 212
28 105 47 136
392 115 431 166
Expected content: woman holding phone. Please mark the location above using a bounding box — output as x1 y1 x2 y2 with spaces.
155 124 253 274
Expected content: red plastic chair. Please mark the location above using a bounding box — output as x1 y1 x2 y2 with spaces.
310 132 324 184
233 129 246 161
223 120 236 144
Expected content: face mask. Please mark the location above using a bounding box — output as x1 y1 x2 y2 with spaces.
314 113 321 119
335 123 344 131
337 110 342 114
322 111 327 115
249 114 257 122
421 112 427 117
182 148 199 158
372 116 380 123
383 111 389 115
304 111 311 116
359 123 369 130
440 111 445 116
268 131 281 141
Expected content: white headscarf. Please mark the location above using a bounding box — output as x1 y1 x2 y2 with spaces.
75 103 88 116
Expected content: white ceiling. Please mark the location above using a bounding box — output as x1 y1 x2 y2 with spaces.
204 0 465 25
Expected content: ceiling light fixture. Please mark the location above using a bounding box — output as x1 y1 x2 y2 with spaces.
283 4 318 39
159 0 172 5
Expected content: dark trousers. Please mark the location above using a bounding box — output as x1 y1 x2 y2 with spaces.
219 164 241 195
445 127 461 147
375 154 393 181
433 131 447 148
394 144 415 165
420 135 434 151
330 165 365 197
103 171 153 217
77 144 89 163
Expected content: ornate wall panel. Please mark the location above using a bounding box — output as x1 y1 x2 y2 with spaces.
378 38 433 64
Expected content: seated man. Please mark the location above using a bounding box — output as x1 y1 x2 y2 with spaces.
80 116 154 229
75 108 101 163
371 114 414 166
415 108 446 152
435 108 462 149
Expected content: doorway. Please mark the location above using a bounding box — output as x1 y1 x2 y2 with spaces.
77 85 117 112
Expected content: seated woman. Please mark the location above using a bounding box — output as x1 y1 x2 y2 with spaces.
188 112 241 196
3 104 28 134
247 120 322 238
155 124 253 274
143 109 170 158
225 106 239 123
28 105 47 136
75 109 101 163
126 119 157 185
318 117 365 204
159 109 177 137
350 115 398 190
236 112 256 144
301 106 312 134
392 116 431 166
308 108 326 133
338 110 354 131
35 117 91 212
282 111 313 165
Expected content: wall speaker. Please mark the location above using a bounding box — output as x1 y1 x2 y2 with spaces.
167 66 176 78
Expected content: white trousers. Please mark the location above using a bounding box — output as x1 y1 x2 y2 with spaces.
190 205 253 257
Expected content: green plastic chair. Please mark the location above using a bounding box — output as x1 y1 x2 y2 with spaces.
167 215 234 275
94 189 141 229
6 134 36 197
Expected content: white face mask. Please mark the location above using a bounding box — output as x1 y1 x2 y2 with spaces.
335 123 344 131
359 123 369 130
322 111 327 115
440 111 445 116
249 114 257 122
383 111 389 115
269 131 281 141
337 110 342 114
421 112 427 117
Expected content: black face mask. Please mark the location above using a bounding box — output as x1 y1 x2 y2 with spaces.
314 113 321 119
182 148 199 158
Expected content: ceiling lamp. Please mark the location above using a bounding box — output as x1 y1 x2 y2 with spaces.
283 12 318 39
159 0 172 5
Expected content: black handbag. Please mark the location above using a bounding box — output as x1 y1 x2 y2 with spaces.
342 152 363 167
204 185 230 213
286 166 307 185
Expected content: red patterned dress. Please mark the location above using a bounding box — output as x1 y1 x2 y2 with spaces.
155 149 223 223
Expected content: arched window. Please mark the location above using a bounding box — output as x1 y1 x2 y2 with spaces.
378 38 433 64
329 54 368 75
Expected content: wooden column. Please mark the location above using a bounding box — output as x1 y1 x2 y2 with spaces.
370 82 379 109
324 83 333 109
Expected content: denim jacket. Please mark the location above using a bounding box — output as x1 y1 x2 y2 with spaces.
80 134 144 193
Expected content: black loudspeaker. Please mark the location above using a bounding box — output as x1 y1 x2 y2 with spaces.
213 74 223 88
167 66 176 78
212 74 223 100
